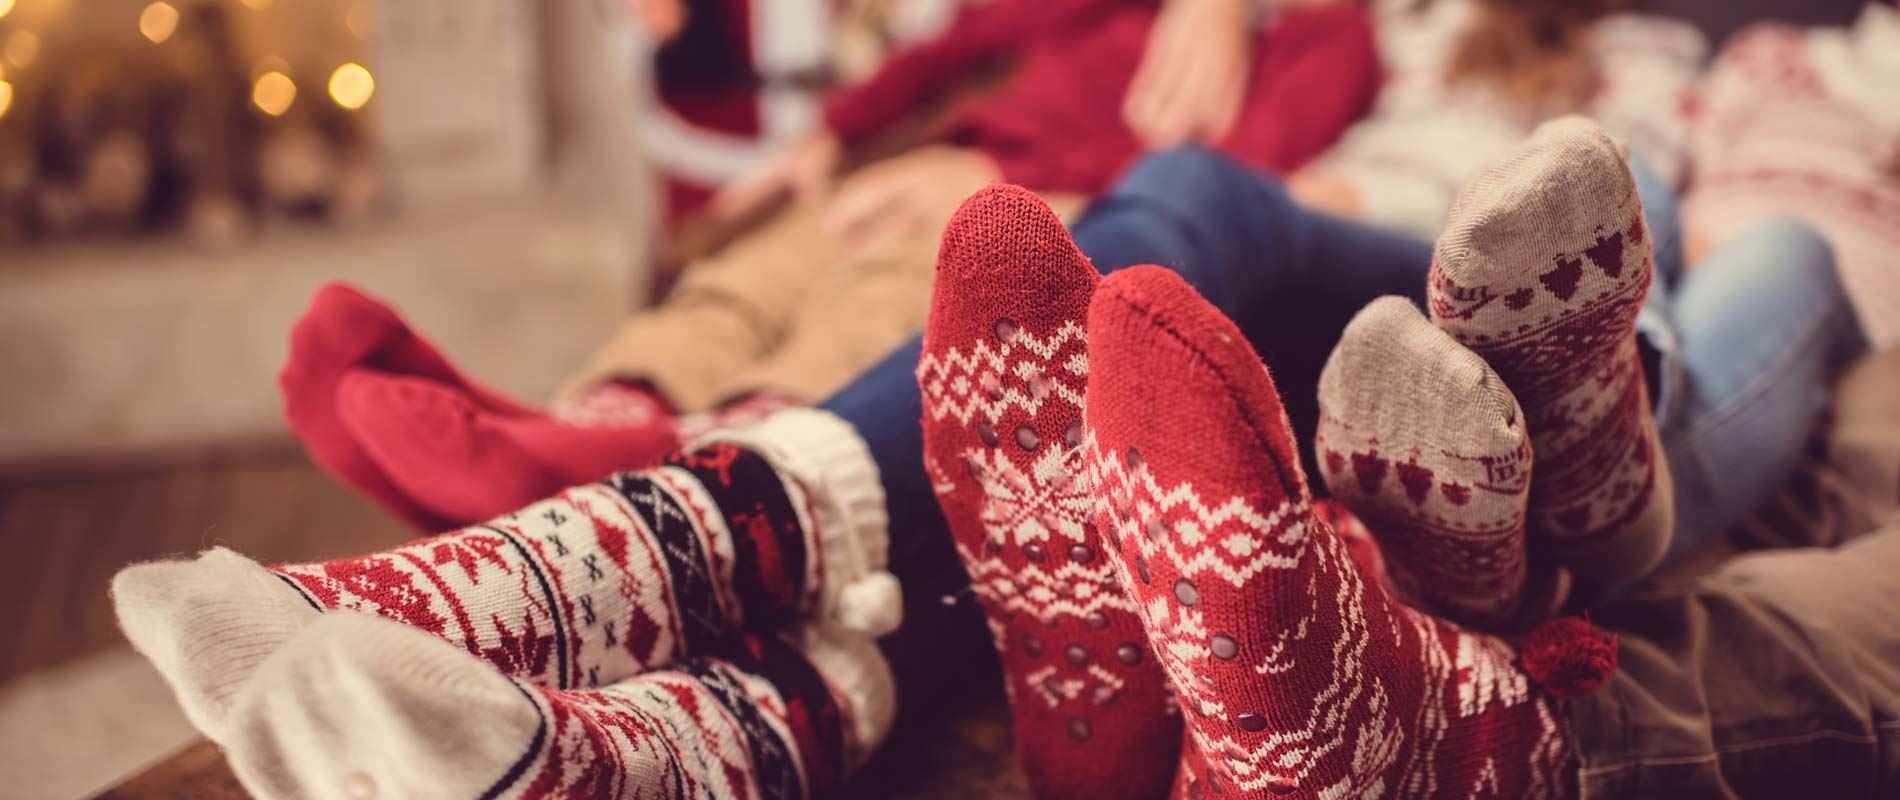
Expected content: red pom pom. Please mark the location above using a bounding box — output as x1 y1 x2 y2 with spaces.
1518 616 1618 697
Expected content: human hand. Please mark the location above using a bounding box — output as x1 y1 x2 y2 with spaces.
708 130 843 222
1287 169 1362 218
821 147 1004 253
1122 0 1255 149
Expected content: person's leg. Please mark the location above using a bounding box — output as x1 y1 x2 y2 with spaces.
558 198 845 412
114 409 895 743
1573 523 1900 796
223 613 893 800
1069 146 1434 478
1656 217 1870 566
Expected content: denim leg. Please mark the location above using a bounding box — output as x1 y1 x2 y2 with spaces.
1657 218 1869 565
1073 147 1433 476
1629 150 1686 420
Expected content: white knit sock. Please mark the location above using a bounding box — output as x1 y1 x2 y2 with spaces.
110 548 321 743
225 612 895 800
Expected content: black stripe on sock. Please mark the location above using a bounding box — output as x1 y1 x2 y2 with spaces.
683 656 805 800
272 572 324 611
605 472 727 654
667 444 811 628
477 681 549 800
736 636 848 799
485 525 572 691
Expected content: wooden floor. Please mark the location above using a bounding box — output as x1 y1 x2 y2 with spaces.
0 447 1026 799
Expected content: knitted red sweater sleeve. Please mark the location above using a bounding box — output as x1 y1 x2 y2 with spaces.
1215 5 1382 174
821 0 1063 145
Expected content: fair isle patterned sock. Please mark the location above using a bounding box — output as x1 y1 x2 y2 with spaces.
1085 267 1574 798
114 410 894 742
1428 117 1673 597
916 185 1179 800
225 613 894 800
1315 297 1534 629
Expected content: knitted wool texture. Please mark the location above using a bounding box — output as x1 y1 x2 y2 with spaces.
223 613 893 800
916 185 1179 800
1316 296 1533 629
1427 116 1673 595
115 410 890 742
1085 266 1573 798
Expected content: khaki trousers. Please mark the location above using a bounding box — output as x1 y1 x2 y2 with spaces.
566 183 1082 412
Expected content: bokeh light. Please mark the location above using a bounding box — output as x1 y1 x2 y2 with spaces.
327 62 374 110
4 31 40 70
0 0 14 22
139 2 180 44
240 0 273 8
0 80 12 120
252 71 296 116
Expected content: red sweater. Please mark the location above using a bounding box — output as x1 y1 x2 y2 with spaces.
822 0 1381 195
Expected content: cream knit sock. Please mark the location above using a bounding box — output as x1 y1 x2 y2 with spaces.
1428 116 1674 596
113 409 896 744
111 548 322 743
224 612 894 800
1316 296 1534 629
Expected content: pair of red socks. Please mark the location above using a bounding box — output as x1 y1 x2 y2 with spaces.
919 185 1612 798
279 284 684 529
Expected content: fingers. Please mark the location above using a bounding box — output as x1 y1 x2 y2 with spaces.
708 167 789 222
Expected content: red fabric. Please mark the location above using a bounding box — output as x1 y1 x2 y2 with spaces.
280 283 679 529
822 1 1380 195
915 185 1179 799
1084 265 1575 796
280 284 533 531
334 371 680 524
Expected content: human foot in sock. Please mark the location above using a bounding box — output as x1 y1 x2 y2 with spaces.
224 612 893 800
1315 296 1535 629
1427 117 1673 595
114 410 895 742
337 371 682 524
916 185 1178 800
280 283 526 530
1086 266 1575 796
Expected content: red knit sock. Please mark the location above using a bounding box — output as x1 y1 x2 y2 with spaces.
1085 266 1576 797
916 185 1179 800
337 371 681 525
1427 118 1672 597
226 614 892 800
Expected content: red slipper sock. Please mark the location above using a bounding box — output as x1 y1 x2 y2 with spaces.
281 283 537 530
916 185 1179 800
1427 117 1672 597
337 371 683 525
1085 266 1577 797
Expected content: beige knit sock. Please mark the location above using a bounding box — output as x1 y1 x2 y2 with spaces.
1428 116 1673 597
1316 296 1534 629
112 409 898 748
110 548 321 743
225 612 895 800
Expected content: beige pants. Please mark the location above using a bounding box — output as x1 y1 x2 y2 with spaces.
564 181 1082 412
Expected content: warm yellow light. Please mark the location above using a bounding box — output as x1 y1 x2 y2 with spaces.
252 70 296 116
4 31 40 69
0 80 12 120
327 62 374 110
0 0 15 21
139 2 180 44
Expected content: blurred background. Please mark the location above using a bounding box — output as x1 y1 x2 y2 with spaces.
0 0 1884 797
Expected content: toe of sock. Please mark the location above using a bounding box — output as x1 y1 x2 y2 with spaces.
111 548 319 743
933 183 1093 302
336 370 480 458
226 613 541 800
1087 265 1307 496
1435 117 1638 282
